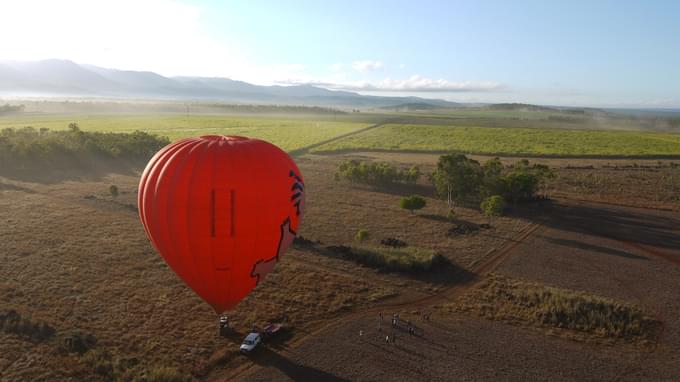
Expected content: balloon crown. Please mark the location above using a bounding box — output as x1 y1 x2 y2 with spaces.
199 135 249 141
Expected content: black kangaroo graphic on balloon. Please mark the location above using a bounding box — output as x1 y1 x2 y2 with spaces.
250 170 304 285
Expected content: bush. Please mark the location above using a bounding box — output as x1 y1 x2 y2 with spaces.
355 229 369 242
380 237 407 248
0 310 55 342
335 159 421 185
399 195 426 214
109 185 119 198
452 274 662 342
332 245 450 273
480 195 505 225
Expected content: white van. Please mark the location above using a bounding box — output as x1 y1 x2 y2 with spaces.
240 332 261 353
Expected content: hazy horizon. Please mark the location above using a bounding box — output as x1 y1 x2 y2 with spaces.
1 1 679 108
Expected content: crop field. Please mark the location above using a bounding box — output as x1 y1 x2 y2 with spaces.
311 123 680 157
0 114 370 152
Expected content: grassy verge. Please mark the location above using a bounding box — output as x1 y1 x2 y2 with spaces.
330 245 450 273
446 274 661 344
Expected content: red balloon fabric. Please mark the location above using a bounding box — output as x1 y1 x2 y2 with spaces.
138 135 304 313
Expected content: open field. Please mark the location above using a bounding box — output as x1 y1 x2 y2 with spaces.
2 151 680 381
1 108 680 381
312 123 680 157
3 109 680 158
0 114 370 152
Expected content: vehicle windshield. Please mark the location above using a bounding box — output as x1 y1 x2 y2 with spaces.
243 340 253 345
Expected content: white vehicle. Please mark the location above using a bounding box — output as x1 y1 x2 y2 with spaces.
240 332 261 353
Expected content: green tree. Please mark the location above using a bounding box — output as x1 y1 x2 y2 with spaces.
502 171 539 203
481 195 505 225
430 154 483 208
481 157 504 197
531 163 555 198
400 195 426 214
405 165 422 184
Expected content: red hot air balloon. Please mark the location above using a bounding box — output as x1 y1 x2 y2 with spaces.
138 135 304 313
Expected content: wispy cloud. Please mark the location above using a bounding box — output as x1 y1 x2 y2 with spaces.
277 75 503 92
352 60 384 73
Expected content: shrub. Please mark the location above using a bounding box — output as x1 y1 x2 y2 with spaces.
0 310 55 342
399 195 426 214
335 159 421 185
480 195 505 225
109 185 119 198
452 274 662 343
333 245 449 273
446 208 456 221
355 229 369 242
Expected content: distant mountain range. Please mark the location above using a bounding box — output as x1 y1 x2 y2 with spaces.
0 59 459 108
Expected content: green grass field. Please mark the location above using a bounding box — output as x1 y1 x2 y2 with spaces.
311 123 680 157
0 114 370 152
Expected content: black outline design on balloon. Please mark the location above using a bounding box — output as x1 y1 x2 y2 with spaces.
249 170 304 285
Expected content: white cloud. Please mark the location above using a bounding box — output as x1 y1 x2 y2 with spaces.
352 60 384 73
330 63 343 72
277 75 503 93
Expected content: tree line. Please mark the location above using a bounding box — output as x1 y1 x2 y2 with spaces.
336 155 554 223
334 159 421 185
0 104 25 115
430 154 553 208
0 123 169 171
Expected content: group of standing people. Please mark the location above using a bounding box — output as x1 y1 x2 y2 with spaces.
363 311 430 344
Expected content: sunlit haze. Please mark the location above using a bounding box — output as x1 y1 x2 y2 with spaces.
1 0 679 107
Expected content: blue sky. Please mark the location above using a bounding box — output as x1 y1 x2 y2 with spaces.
2 0 679 107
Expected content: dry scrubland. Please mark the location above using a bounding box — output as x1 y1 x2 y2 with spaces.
0 154 531 380
446 273 662 345
1 110 680 381
2 153 679 380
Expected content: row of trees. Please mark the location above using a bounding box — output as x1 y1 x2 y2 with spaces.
0 123 170 171
335 159 421 185
430 154 553 208
0 104 24 115
337 155 554 224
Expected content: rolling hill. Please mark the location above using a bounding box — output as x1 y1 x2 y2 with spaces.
0 59 459 108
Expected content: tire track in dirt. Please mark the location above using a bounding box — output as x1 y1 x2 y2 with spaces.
607 242 671 382
219 222 541 381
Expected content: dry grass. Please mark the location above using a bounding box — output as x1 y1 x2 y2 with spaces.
445 274 662 345
341 245 449 273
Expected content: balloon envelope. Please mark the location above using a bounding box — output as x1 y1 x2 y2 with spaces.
138 135 304 313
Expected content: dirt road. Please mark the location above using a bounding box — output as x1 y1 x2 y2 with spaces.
227 199 680 381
